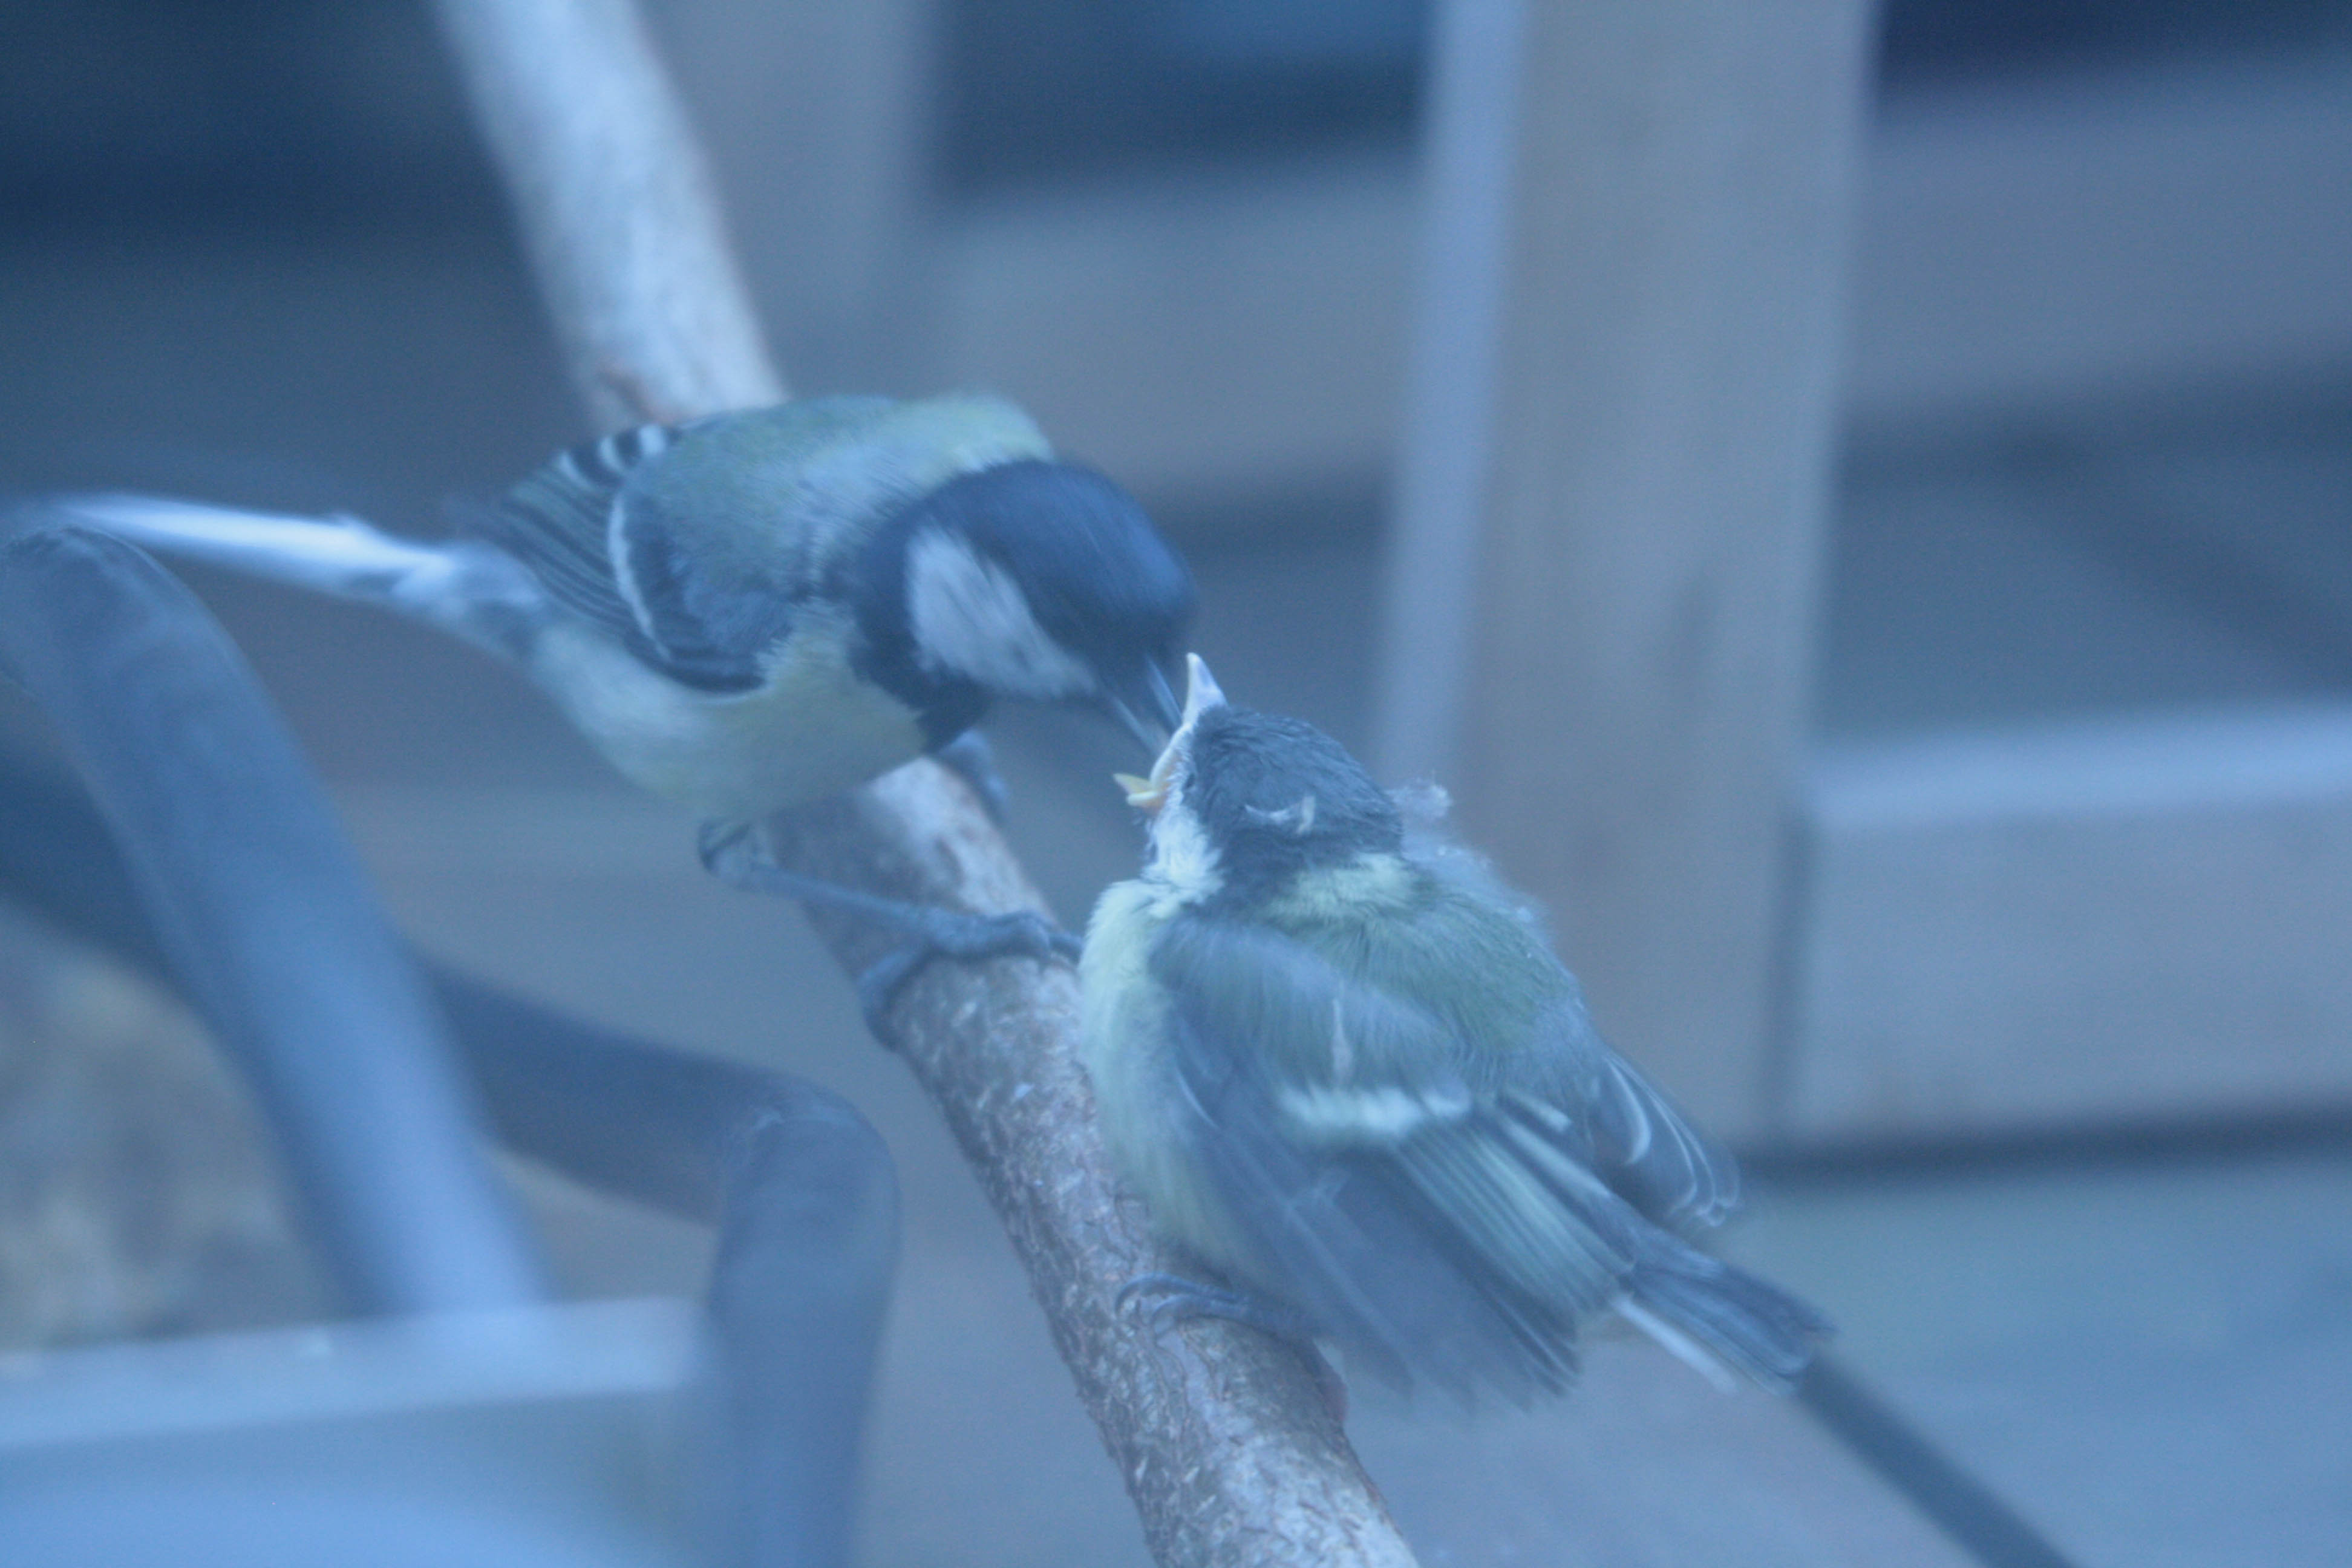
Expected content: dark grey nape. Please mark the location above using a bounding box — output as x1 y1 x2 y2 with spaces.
1181 705 1403 895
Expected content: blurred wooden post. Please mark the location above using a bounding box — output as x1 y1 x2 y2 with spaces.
1376 0 1875 1134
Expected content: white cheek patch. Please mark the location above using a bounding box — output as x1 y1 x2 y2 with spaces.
906 529 1094 699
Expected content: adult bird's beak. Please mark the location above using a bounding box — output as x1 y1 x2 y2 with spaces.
1101 655 1183 756
1116 653 1225 815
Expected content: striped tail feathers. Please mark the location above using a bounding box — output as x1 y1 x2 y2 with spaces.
1494 1088 1829 1391
1619 1233 1834 1391
52 493 548 659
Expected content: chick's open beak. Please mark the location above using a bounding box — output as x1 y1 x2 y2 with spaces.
1115 653 1224 815
1113 765 1168 814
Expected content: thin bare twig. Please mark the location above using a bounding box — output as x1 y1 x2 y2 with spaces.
431 1 1417 1562
434 0 785 427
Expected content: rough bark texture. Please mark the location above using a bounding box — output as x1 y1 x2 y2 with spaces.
764 772 1417 1567
433 2 1417 1561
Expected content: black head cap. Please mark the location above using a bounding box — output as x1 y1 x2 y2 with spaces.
858 459 1195 747
945 462 1192 645
1182 706 1403 895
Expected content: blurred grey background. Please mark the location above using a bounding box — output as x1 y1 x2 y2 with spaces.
2 2 2350 1564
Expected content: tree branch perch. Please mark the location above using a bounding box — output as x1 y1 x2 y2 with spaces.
430 1 1417 1561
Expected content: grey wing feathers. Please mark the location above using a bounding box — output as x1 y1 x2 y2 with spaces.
1152 914 1824 1398
1495 1083 1826 1387
1173 1067 1586 1398
1399 790 1741 1229
1153 917 1635 1400
470 423 782 694
473 425 670 648
1586 1051 1740 1227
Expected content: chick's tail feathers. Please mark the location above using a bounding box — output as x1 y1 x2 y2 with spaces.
51 493 547 659
1618 1236 1832 1392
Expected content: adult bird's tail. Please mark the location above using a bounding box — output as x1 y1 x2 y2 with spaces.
1618 1233 1834 1391
52 494 547 659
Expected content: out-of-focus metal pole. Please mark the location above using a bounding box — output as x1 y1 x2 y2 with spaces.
0 520 547 1315
0 724 897 1568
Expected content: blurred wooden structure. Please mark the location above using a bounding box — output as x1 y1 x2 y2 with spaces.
1373 0 1874 1134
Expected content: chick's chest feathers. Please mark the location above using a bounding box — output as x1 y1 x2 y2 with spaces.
1080 875 1241 1261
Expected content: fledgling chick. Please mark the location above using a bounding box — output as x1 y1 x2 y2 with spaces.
1082 655 1829 1400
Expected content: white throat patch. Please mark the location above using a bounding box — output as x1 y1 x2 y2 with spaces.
906 528 1093 699
1145 774 1224 902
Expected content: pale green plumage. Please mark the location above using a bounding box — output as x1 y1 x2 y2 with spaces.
632 395 1053 596
505 393 1054 817
529 604 926 820
59 391 1195 830
1255 853 1598 1101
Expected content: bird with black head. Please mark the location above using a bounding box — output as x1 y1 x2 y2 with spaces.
64 394 1195 1021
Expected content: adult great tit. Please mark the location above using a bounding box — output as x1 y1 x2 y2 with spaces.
62 393 1193 820
1082 656 1829 1400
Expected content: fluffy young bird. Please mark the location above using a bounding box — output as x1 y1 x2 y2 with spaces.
63 394 1193 821
1083 656 1828 1400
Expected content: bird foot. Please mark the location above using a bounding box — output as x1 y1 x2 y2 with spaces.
699 820 1079 1037
1116 1272 1349 1422
1117 1272 1319 1338
933 730 1010 824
